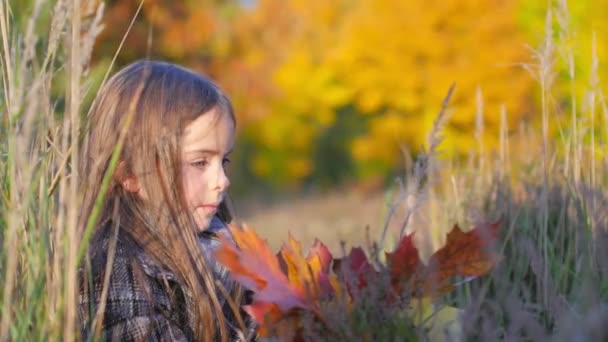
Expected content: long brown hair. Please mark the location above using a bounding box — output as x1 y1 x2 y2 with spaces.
79 60 238 341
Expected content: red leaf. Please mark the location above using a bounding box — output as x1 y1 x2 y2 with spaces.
387 221 501 297
426 222 501 285
243 301 282 326
333 247 376 292
385 233 420 284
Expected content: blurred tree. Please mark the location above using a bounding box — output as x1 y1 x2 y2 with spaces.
219 0 355 187
97 0 607 189
226 0 534 186
95 0 240 72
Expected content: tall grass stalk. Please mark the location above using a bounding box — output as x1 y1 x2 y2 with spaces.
65 0 83 339
0 0 104 339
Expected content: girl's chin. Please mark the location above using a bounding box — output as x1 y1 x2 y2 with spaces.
193 212 212 231
193 219 209 231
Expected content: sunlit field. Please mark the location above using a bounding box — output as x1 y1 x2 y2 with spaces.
1 0 608 340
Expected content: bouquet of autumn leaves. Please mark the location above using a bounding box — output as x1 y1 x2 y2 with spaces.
214 222 501 340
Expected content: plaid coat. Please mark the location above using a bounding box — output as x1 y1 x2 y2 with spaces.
79 217 255 341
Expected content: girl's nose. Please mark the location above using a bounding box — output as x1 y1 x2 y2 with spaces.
212 164 230 192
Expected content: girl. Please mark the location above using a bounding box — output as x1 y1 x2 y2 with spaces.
78 60 253 341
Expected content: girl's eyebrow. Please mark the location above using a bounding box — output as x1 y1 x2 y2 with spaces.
184 148 233 155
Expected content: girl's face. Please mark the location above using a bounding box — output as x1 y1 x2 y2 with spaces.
181 107 234 231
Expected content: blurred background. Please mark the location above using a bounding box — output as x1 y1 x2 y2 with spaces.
81 0 607 250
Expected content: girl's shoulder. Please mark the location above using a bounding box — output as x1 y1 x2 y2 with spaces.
85 222 180 285
85 215 231 284
80 224 191 339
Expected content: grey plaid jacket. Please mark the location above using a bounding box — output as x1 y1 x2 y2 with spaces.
79 217 255 341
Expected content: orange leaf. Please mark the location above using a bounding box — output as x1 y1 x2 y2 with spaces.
305 239 335 299
215 224 337 335
215 225 307 315
306 239 332 273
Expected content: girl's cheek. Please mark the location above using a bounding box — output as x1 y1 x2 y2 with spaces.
182 170 197 205
184 171 207 206
192 207 212 231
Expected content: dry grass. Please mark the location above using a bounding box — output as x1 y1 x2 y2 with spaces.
0 0 106 339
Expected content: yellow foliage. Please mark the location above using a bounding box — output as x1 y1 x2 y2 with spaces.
252 154 272 177
273 48 351 127
229 0 534 183
286 157 313 180
331 0 532 156
352 111 421 164
98 0 607 186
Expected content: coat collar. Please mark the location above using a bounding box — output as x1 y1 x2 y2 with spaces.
136 216 230 283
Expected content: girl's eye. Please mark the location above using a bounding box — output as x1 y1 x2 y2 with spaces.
222 157 231 167
191 159 208 169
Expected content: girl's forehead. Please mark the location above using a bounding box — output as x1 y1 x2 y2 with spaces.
182 108 234 151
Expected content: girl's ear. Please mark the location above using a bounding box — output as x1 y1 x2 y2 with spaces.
122 177 141 193
115 160 141 193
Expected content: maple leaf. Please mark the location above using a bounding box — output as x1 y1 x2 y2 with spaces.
277 235 336 301
426 222 501 283
303 239 336 299
214 224 338 336
214 225 307 321
214 221 501 339
385 234 420 284
333 247 377 293
387 221 501 297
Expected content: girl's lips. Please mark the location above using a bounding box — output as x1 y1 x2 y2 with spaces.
201 204 219 215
